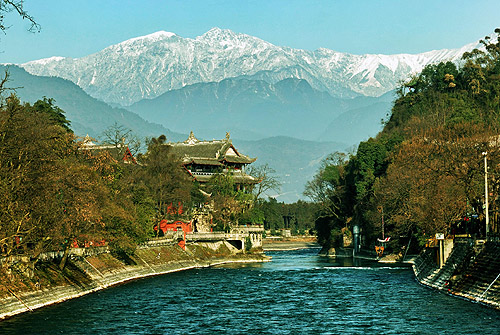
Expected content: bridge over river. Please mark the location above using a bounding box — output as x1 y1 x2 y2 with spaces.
148 225 264 251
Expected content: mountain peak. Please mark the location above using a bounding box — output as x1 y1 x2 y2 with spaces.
197 27 271 48
146 31 177 39
25 56 67 66
121 31 177 45
199 27 237 39
20 28 483 106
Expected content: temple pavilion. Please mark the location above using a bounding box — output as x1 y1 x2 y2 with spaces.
167 131 258 189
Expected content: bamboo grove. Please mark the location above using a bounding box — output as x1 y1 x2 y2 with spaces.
307 29 500 252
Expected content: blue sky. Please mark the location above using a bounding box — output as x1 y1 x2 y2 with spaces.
1 0 499 63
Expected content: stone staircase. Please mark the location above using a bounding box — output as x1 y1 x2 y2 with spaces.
451 242 500 305
413 248 438 282
427 242 475 288
413 240 500 309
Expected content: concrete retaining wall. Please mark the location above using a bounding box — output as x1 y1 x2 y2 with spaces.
0 242 270 321
412 240 500 310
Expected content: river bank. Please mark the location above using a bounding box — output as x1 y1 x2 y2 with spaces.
412 239 500 310
0 240 270 320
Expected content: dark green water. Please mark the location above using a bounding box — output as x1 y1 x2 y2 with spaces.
1 248 499 334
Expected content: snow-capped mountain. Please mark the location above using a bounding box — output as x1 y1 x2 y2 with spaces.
21 27 480 106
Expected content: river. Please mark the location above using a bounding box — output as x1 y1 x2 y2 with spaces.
1 248 499 334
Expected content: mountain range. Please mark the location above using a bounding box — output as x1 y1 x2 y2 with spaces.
21 28 479 106
126 76 395 143
5 28 484 202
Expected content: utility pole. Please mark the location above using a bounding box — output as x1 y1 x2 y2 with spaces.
381 206 385 240
483 152 490 236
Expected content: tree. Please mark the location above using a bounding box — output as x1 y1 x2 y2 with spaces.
373 122 500 247
137 135 191 228
0 1 39 34
304 152 349 220
0 1 40 98
101 122 142 158
0 95 74 258
304 152 352 247
0 95 110 266
207 173 243 231
0 95 142 269
33 97 72 133
247 163 281 199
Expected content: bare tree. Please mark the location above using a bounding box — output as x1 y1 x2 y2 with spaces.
0 0 40 33
101 122 142 157
0 1 40 99
247 163 281 199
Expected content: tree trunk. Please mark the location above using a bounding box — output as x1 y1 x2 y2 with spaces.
59 244 70 270
31 240 46 260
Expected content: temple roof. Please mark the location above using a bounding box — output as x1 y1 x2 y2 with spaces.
80 135 137 164
167 131 256 165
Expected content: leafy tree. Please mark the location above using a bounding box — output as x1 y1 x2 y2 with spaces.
137 135 191 229
33 97 72 133
207 172 244 231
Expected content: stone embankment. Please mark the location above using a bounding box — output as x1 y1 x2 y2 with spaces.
412 239 500 310
0 240 270 320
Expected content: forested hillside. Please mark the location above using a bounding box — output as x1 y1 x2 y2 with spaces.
0 96 193 269
0 65 181 140
309 29 500 252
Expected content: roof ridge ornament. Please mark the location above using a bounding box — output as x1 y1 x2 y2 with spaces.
185 131 199 145
82 134 95 146
225 132 230 140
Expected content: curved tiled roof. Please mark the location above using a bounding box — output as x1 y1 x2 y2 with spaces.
188 158 223 166
167 131 256 165
224 155 257 164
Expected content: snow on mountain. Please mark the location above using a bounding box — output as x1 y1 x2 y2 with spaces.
21 27 481 106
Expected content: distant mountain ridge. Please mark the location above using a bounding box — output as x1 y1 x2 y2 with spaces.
129 77 345 141
127 76 392 143
0 65 183 141
20 27 480 106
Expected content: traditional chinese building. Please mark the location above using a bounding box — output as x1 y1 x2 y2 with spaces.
81 135 137 164
167 132 259 233
167 131 258 189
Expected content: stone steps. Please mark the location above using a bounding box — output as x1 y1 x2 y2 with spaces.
414 240 500 309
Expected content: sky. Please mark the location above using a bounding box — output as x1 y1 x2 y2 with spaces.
1 0 499 64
